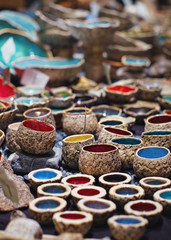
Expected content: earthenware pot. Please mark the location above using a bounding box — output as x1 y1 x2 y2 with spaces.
0 100 11 113
0 103 17 130
139 177 171 198
99 172 132 190
29 196 67 225
91 105 121 121
23 107 56 128
108 215 148 240
77 198 116 226
53 211 93 236
136 83 161 101
153 188 171 214
28 168 62 189
0 130 5 147
124 199 163 225
6 122 21 152
133 146 171 178
62 134 95 169
16 120 56 155
144 114 171 132
98 127 133 144
158 95 171 110
75 94 97 108
61 174 95 189
62 107 98 135
37 183 71 199
121 55 150 71
109 184 145 208
79 144 121 177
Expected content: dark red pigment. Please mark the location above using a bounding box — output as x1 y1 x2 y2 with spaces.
149 115 171 124
105 127 131 135
131 202 156 212
165 110 171 115
0 78 15 99
66 176 90 185
60 213 85 220
107 85 135 93
23 120 54 132
83 144 116 153
78 189 100 196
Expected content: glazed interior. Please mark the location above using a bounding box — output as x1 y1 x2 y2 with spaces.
105 127 131 135
66 176 90 185
106 85 136 93
115 218 141 224
83 144 116 153
35 199 59 209
125 57 147 65
101 120 123 126
92 107 119 116
137 147 169 159
116 187 138 195
60 213 85 220
25 109 49 117
144 131 171 136
65 134 92 142
160 191 171 200
126 107 152 114
23 120 54 132
144 179 166 185
84 200 109 209
9 122 21 130
77 188 100 196
131 202 156 212
67 109 89 114
148 115 171 124
33 170 57 179
43 186 66 194
112 138 141 145
165 110 171 115
103 174 127 183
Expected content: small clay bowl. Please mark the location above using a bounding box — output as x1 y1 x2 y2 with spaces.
53 211 93 236
23 107 56 128
15 86 44 97
111 137 143 169
108 215 148 240
62 134 95 169
158 95 171 110
124 199 163 225
29 196 67 225
163 109 171 115
137 82 161 101
133 146 171 178
121 55 151 71
75 93 97 108
71 186 107 205
77 198 116 226
6 122 21 152
0 103 17 130
16 119 56 155
141 130 171 150
28 168 62 189
79 144 121 177
98 127 133 144
0 129 5 147
153 188 171 215
99 172 132 190
105 85 138 103
0 99 11 113
91 105 122 121
37 183 71 199
109 184 145 208
61 174 95 189
62 107 98 135
139 177 171 198
144 114 171 132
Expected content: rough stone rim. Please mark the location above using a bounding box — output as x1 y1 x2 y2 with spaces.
154 188 171 203
37 183 71 198
99 172 132 187
61 174 95 189
139 176 171 190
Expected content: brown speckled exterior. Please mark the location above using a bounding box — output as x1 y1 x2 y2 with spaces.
154 188 171 215
105 87 138 103
6 123 21 152
158 96 171 109
138 86 161 101
0 103 17 130
16 121 56 155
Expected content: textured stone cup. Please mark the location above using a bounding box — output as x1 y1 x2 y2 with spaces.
6 122 21 152
144 114 171 132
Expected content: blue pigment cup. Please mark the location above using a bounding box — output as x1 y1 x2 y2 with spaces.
116 188 138 195
84 200 109 210
115 218 141 224
35 199 59 209
160 191 171 200
137 147 169 159
33 170 57 179
144 131 171 136
101 120 123 126
43 186 66 194
144 179 166 185
92 107 119 116
112 138 141 145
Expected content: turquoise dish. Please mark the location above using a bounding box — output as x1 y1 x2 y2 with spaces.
0 19 16 30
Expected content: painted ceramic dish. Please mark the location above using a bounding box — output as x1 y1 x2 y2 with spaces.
13 56 84 87
121 55 150 71
133 146 171 178
124 199 163 225
0 129 5 146
61 174 95 189
62 134 95 169
77 198 116 226
144 114 171 132
75 93 97 108
154 188 171 214
139 177 171 198
91 105 121 121
6 122 21 152
0 19 16 30
29 196 67 225
158 95 171 109
0 103 17 130
99 172 132 190
109 184 145 208
15 86 44 98
98 127 133 144
108 215 148 240
53 211 93 236
28 168 62 189
37 183 71 199
79 144 121 177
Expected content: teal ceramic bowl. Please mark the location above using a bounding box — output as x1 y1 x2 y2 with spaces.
154 188 171 214
14 97 47 113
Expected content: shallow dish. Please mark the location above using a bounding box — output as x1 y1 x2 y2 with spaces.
124 106 157 122
153 188 171 215
75 93 97 108
91 105 121 121
121 55 150 71
14 97 47 113
15 86 44 98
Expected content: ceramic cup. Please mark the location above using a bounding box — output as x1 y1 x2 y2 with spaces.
144 114 171 132
153 188 171 215
61 174 95 189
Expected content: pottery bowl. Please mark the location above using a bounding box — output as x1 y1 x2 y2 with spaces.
108 215 148 240
98 127 133 144
0 129 5 147
141 130 171 150
79 144 121 177
144 114 171 132
0 99 11 113
99 172 132 190
105 84 138 103
71 76 100 94
91 105 122 121
153 188 171 214
77 198 116 226
137 84 161 101
29 196 67 225
62 107 98 135
109 184 145 208
16 119 56 155
53 211 93 236
111 137 143 169
0 103 17 130
163 109 171 115
61 174 95 189
15 86 44 98
158 95 171 110
62 134 95 169
74 93 97 108
139 177 171 198
6 122 21 152
28 168 62 189
124 199 163 225
37 183 71 199
23 107 56 128
133 146 171 178
121 55 151 71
